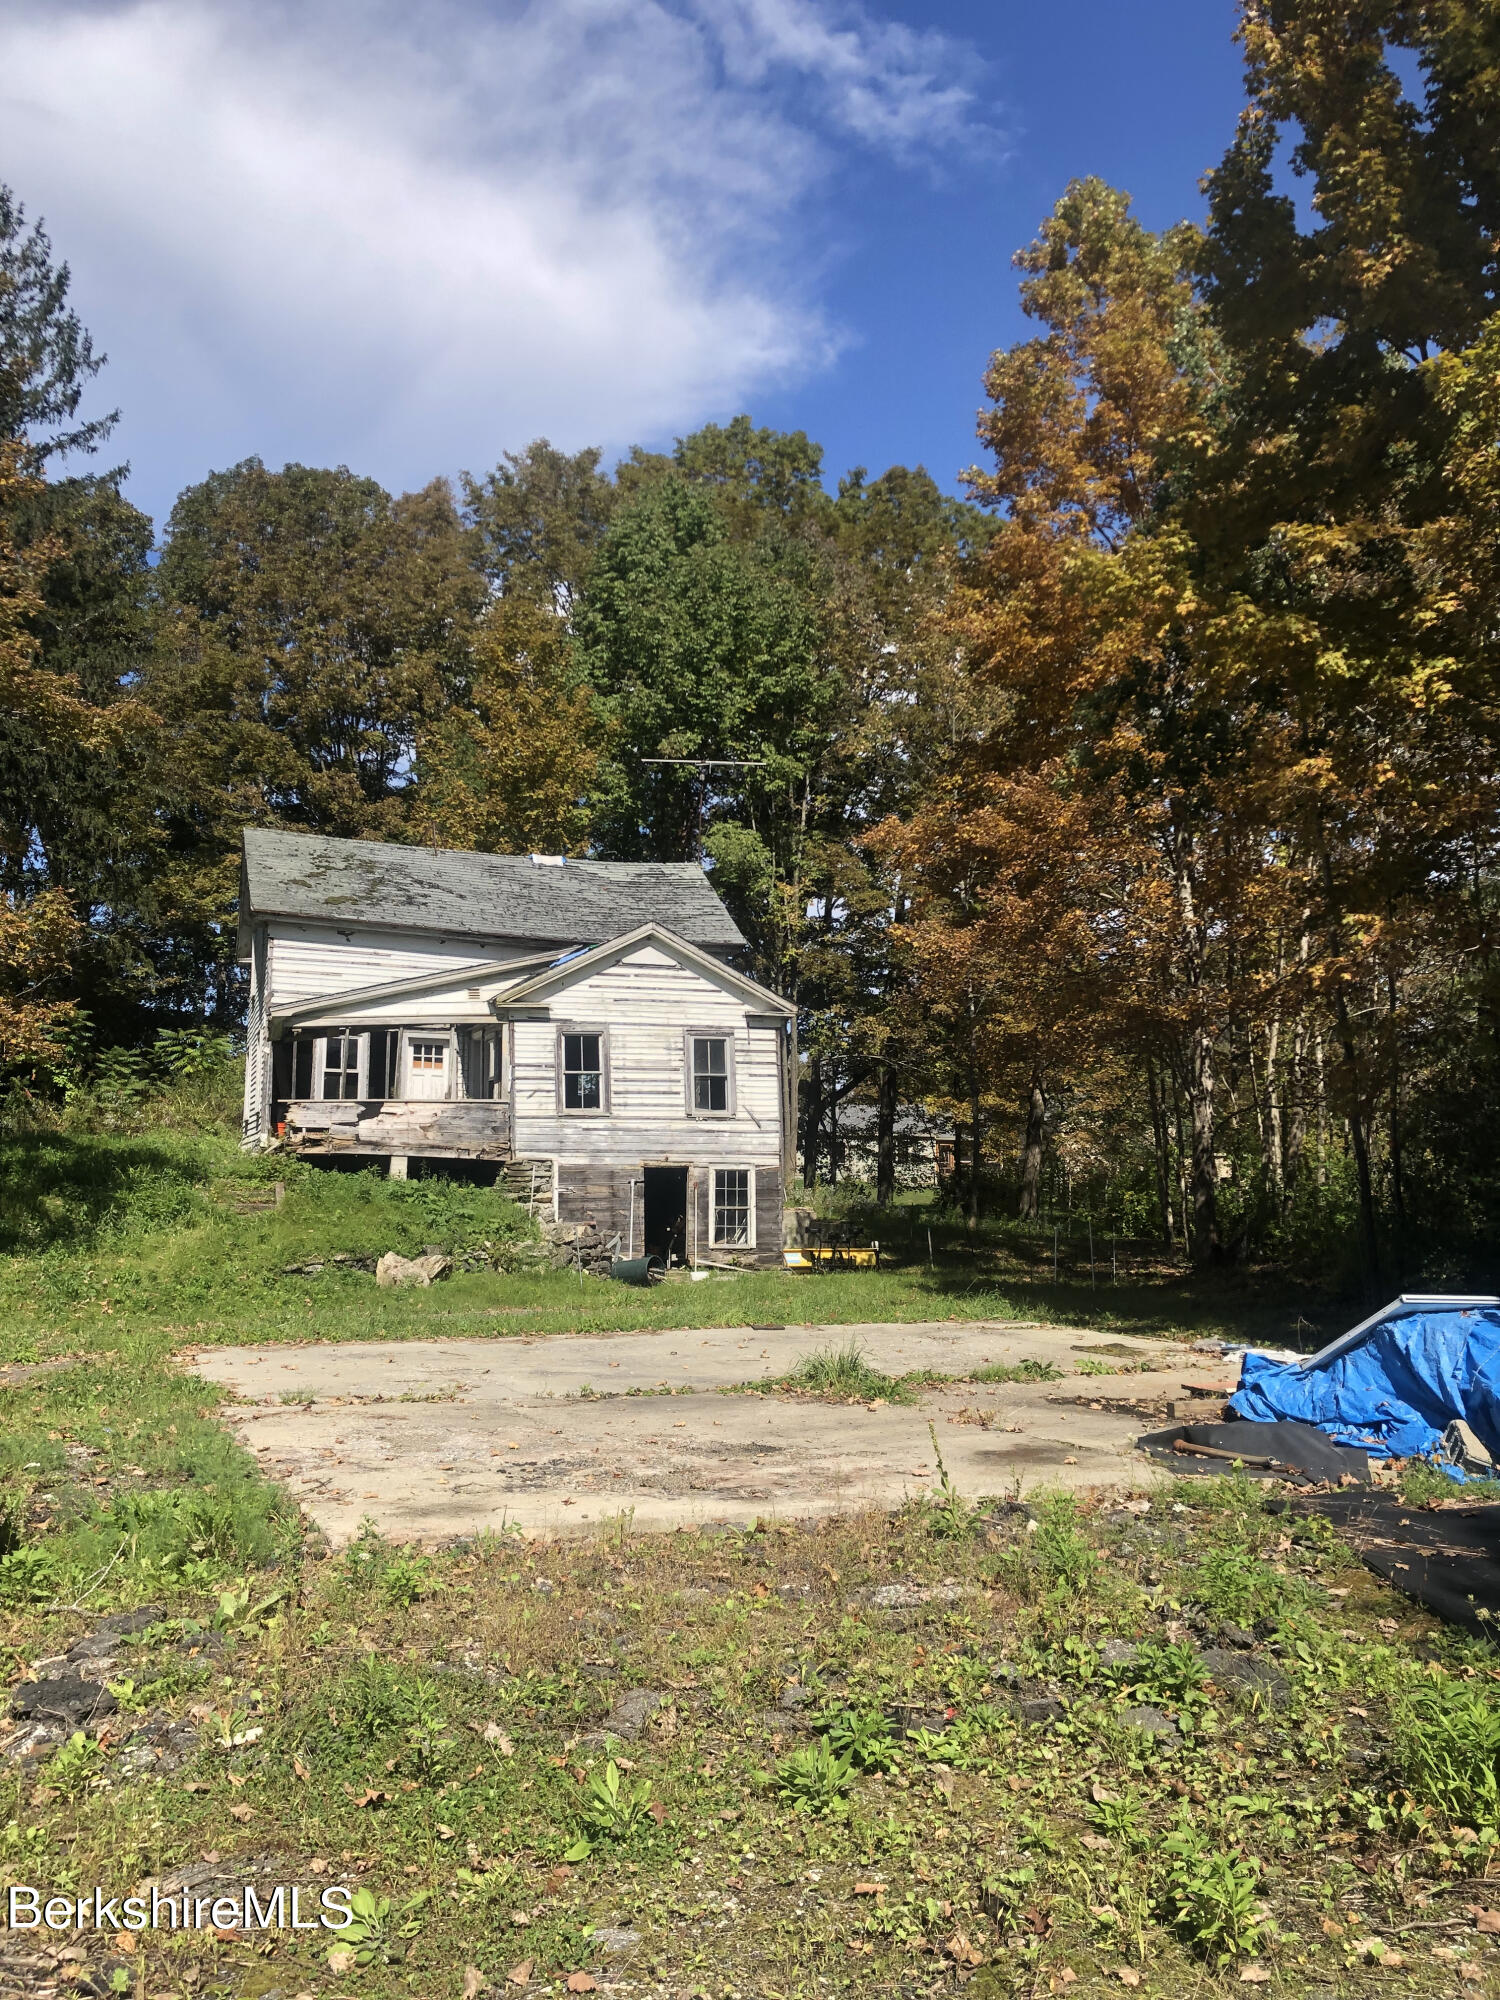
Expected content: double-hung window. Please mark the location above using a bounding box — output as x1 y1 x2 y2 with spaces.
686 1031 735 1116
711 1167 752 1247
561 1031 605 1112
321 1034 362 1100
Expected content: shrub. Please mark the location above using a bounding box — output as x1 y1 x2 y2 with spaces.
579 1759 657 1843
1157 1821 1267 1963
771 1741 855 1816
1389 1678 1500 1827
0 1544 57 1607
1031 1494 1099 1594
815 1706 900 1774
1104 1639 1210 1712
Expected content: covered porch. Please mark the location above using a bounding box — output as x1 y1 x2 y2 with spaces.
274 1023 511 1163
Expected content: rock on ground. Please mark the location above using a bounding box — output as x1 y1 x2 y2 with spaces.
376 1252 452 1288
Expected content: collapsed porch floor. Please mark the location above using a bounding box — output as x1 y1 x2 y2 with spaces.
189 1319 1209 1544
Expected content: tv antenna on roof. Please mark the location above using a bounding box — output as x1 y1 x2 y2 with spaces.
636 756 767 862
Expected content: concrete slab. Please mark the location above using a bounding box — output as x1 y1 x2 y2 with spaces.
188 1318 1193 1544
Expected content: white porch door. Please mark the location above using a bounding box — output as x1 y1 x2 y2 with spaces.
403 1035 451 1101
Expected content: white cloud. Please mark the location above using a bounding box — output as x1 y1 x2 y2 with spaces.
0 0 995 525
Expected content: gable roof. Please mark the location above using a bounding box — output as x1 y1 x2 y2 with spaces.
492 924 793 1018
239 830 746 953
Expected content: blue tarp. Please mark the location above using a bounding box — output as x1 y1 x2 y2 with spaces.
1230 1307 1500 1464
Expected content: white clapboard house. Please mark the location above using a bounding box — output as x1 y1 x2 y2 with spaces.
238 830 791 1265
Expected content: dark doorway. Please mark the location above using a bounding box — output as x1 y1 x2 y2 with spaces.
643 1165 689 1265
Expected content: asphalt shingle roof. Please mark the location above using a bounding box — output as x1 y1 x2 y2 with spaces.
240 830 745 952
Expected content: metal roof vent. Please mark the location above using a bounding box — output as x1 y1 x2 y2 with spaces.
529 853 566 866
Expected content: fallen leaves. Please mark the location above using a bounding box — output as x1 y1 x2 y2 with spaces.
326 1945 357 1975
1238 1967 1271 1985
482 1722 516 1755
1471 1907 1500 1933
506 1963 532 1987
565 1977 597 1994
1113 1971 1140 1989
853 1882 885 1897
227 1802 255 1822
343 1785 390 1808
463 1968 486 1999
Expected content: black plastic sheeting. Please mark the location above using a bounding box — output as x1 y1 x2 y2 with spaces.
1138 1419 1372 1485
1270 1492 1500 1638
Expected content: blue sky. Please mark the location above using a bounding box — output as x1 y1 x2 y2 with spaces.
759 0 1246 494
1 0 1247 528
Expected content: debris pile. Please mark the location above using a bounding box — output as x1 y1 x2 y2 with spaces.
539 1218 617 1278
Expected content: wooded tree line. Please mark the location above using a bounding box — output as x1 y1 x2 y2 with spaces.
4 0 1499 1290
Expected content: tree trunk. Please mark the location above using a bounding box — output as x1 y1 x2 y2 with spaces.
1171 842 1220 1267
1284 1008 1307 1201
1264 1011 1284 1200
1387 966 1406 1251
876 1060 898 1206
1314 833 1380 1288
1145 1054 1175 1246
1018 1061 1046 1220
1188 1021 1221 1267
1314 1027 1328 1187
802 1054 823 1188
967 1073 983 1234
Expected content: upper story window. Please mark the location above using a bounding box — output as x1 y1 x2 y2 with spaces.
691 1036 729 1112
561 1031 605 1111
322 1034 362 1100
686 1030 735 1116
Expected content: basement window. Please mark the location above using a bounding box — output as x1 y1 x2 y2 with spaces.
711 1167 752 1248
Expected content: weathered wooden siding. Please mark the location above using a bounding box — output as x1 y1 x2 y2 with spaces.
266 921 541 1007
510 946 782 1171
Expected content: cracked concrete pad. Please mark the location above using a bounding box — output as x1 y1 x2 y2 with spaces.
188 1318 1186 1544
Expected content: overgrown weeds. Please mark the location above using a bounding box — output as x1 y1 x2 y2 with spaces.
1389 1677 1500 1827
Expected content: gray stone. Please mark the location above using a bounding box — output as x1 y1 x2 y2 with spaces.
867 1581 963 1610
10 1676 117 1726
113 1713 201 1779
1216 1622 1257 1650
778 1682 816 1711
591 1928 642 1958
599 1688 665 1740
2 1720 65 1762
1120 1704 1177 1738
1097 1638 1142 1671
1017 1696 1065 1725
1201 1649 1291 1708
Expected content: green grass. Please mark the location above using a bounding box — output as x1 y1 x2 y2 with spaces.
1 1457 1492 1996
5 1119 1463 1997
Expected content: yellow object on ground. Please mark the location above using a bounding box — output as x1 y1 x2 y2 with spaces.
782 1245 880 1271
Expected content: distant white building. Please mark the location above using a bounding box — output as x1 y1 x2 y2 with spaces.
831 1103 955 1189
237 831 791 1266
